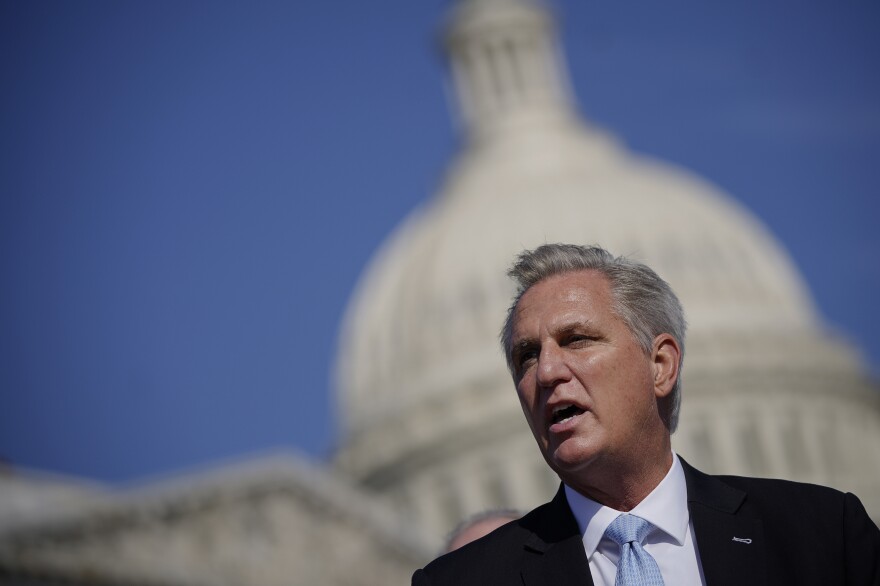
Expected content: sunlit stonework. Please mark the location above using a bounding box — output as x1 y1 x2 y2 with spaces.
334 0 880 548
2 0 878 584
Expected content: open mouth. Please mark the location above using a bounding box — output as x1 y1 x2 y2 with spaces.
551 404 585 425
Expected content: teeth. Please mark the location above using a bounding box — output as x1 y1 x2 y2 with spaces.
551 404 582 424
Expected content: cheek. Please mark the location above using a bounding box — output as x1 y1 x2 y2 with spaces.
576 352 606 380
516 384 542 424
516 387 535 415
602 349 647 383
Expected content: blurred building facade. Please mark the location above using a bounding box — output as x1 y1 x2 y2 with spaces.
2 0 879 584
334 0 880 545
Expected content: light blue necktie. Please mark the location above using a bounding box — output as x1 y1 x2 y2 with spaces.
604 514 665 586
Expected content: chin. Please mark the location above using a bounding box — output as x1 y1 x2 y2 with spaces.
546 439 600 477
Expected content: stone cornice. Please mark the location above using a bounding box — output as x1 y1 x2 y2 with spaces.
0 452 432 568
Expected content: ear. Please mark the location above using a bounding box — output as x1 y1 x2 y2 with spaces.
651 333 681 399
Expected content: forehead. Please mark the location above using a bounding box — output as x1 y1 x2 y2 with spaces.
512 270 614 333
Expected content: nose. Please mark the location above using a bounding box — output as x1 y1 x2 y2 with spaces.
535 343 571 388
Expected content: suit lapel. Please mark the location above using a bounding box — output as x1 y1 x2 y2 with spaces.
518 463 770 586
682 459 767 586
519 486 595 586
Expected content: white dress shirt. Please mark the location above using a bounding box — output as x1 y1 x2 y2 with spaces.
564 453 706 586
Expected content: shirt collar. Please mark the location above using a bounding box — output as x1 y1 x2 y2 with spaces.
564 453 690 557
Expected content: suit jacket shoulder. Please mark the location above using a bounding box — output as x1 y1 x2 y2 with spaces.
413 462 880 586
681 458 880 586
412 486 593 586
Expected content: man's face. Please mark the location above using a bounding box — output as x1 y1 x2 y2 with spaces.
509 270 662 484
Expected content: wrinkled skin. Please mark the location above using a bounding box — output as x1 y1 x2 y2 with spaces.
509 270 680 510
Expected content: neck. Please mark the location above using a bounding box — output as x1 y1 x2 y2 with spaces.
566 445 674 512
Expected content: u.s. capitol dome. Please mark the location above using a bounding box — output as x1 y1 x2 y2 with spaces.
334 0 880 545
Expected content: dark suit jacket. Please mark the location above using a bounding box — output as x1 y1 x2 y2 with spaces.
412 459 880 585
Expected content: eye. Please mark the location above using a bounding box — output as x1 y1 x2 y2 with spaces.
563 332 604 351
514 346 539 373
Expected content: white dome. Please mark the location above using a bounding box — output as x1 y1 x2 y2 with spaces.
338 122 822 433
333 0 880 544
339 117 816 430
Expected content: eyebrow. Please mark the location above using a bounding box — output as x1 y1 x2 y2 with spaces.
511 338 539 356
510 319 599 355
555 320 598 338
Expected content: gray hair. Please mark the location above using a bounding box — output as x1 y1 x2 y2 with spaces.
500 244 687 432
444 508 521 552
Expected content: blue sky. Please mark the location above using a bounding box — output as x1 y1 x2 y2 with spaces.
1 0 878 484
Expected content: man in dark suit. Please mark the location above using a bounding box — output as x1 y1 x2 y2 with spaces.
413 244 880 585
